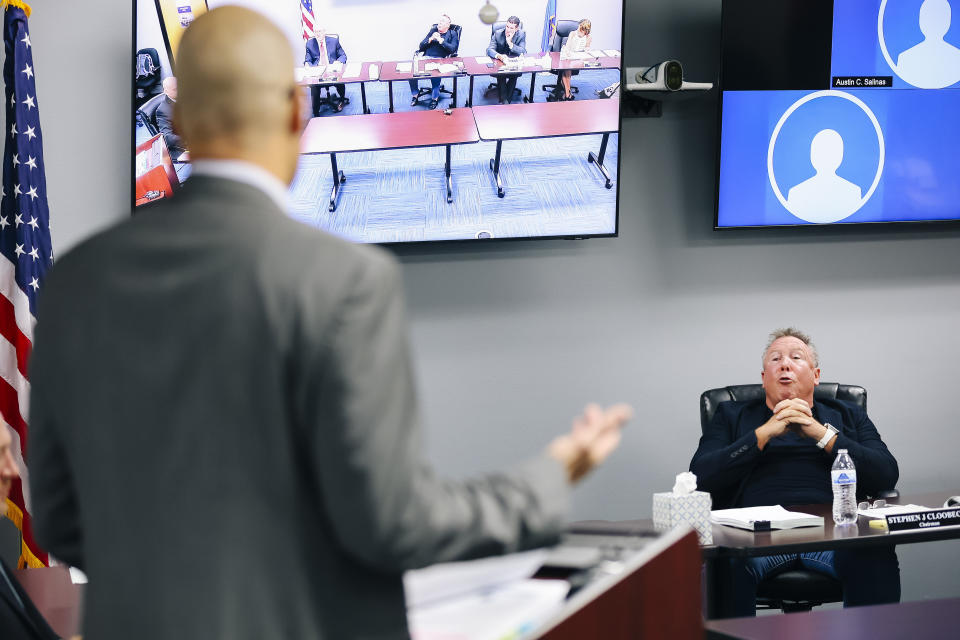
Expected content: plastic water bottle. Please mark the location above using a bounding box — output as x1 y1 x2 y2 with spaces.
831 449 858 525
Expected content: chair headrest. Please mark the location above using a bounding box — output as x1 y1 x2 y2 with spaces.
699 383 867 430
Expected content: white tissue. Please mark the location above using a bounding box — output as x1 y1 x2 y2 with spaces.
672 471 697 495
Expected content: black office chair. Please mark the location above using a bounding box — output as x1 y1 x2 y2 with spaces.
486 21 524 101
135 47 162 107
135 92 166 137
412 24 462 104
700 382 895 613
542 20 581 99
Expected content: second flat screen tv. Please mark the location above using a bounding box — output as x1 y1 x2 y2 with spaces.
134 0 625 244
716 0 960 228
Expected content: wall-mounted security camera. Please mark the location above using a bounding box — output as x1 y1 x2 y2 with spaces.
624 61 713 95
622 61 713 117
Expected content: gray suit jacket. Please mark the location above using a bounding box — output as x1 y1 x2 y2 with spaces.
486 28 527 59
28 176 569 639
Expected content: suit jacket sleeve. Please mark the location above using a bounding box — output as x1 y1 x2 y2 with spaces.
486 31 500 58
442 29 459 55
294 250 569 572
27 295 85 570
305 39 318 66
155 99 183 151
331 37 347 64
689 403 762 498
510 31 527 56
835 407 899 496
419 27 436 52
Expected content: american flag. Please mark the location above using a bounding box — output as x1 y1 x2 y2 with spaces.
300 0 316 41
1 1 52 568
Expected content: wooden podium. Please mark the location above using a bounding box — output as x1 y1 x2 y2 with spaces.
15 527 703 639
538 526 703 639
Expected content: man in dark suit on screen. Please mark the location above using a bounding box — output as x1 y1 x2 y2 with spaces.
409 14 459 110
305 25 347 114
27 7 631 639
0 426 58 640
155 76 186 160
487 16 526 104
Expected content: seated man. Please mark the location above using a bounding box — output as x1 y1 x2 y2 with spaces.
690 327 900 618
0 425 59 640
409 13 459 110
487 16 526 104
305 25 347 114
155 76 186 161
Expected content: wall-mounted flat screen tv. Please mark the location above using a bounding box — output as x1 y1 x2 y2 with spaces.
134 0 624 244
716 0 960 228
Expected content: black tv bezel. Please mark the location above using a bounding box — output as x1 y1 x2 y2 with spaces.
712 0 960 231
132 1 626 247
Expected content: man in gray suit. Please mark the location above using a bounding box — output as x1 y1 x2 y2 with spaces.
28 7 630 639
487 16 527 104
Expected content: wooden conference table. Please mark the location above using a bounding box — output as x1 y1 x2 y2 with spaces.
300 107 480 211
299 100 618 210
296 61 380 115
379 57 467 113
461 51 622 107
300 50 622 115
472 99 620 197
575 491 960 620
705 597 960 640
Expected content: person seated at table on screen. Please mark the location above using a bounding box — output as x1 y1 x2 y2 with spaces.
155 76 188 160
549 18 592 102
409 13 459 110
305 25 347 114
0 425 60 640
689 327 901 618
487 16 526 104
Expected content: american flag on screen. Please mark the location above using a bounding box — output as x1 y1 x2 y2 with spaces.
1 0 52 569
301 0 316 41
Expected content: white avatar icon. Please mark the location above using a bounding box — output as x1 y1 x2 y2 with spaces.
786 129 863 223
893 0 960 88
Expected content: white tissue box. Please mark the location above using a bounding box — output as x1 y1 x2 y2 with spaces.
652 491 713 545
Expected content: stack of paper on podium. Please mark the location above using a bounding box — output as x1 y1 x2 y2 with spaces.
404 550 569 640
711 505 824 531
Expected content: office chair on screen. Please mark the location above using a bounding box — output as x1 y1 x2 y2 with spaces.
486 20 524 101
542 20 582 100
412 23 463 105
700 382 896 613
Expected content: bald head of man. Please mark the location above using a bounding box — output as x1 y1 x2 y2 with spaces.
174 6 301 184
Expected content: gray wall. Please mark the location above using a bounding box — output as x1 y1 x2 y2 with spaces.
22 0 960 602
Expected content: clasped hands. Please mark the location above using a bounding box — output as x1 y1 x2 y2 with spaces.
755 398 830 450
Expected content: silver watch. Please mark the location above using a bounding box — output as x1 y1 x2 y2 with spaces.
817 423 839 449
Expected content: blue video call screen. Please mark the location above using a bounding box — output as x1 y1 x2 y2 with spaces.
717 0 960 227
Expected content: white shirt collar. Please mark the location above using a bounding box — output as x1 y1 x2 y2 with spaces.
190 159 289 213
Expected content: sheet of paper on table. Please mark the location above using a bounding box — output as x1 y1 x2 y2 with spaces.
297 66 325 81
369 64 379 80
341 62 362 79
396 62 413 73
603 49 621 57
857 504 931 519
407 579 569 640
403 549 547 609
474 56 493 64
588 50 605 57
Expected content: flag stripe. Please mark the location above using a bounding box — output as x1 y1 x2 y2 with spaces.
0 256 35 340
0 296 31 376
